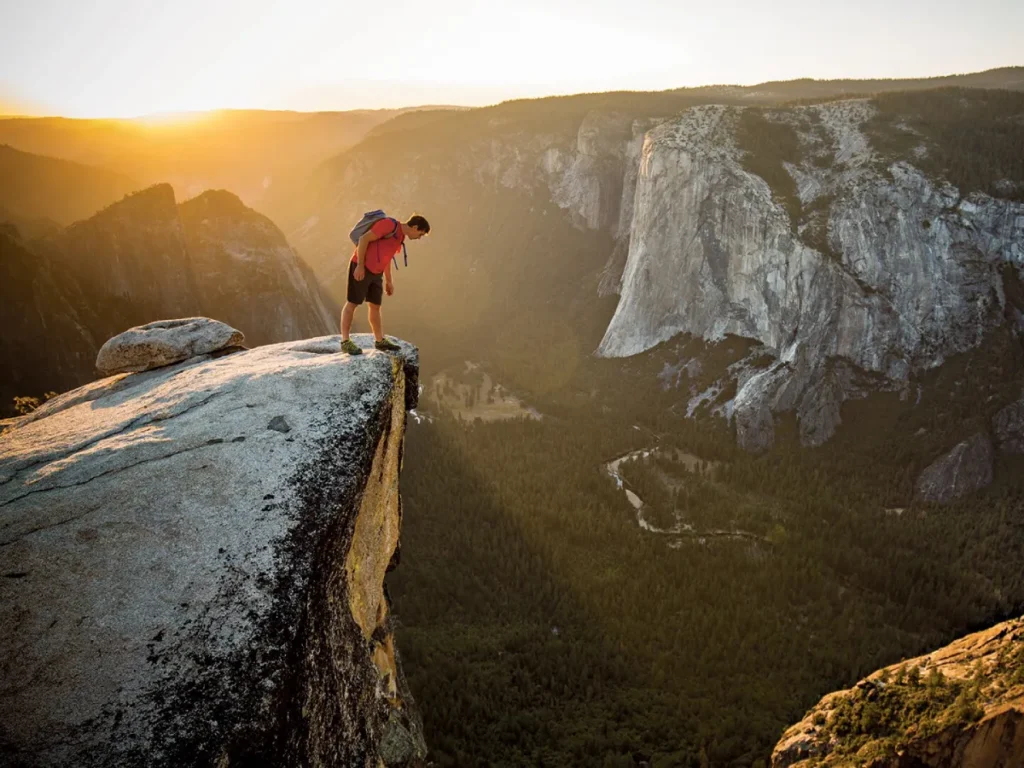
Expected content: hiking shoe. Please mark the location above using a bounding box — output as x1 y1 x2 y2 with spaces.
340 339 362 355
374 337 402 352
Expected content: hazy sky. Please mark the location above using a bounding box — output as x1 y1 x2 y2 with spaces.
1 0 1021 117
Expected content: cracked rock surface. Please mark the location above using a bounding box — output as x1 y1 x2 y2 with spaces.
0 333 425 767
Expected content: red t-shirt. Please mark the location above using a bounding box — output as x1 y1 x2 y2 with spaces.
351 218 405 275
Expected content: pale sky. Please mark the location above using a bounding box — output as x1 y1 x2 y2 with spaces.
1 0 1021 117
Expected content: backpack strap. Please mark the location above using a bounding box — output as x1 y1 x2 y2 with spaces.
384 218 404 270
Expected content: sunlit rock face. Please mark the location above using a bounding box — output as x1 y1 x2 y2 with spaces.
0 334 425 767
597 103 1024 448
772 616 1024 768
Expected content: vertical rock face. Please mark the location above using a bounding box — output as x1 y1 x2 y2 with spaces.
597 103 1024 447
0 334 425 767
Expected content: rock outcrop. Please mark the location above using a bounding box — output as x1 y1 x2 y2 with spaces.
95 318 245 375
597 102 1024 448
0 334 425 767
915 433 994 503
772 617 1024 767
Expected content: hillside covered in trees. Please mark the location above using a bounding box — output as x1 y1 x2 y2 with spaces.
388 329 1024 766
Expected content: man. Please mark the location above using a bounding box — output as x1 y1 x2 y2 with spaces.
340 213 430 355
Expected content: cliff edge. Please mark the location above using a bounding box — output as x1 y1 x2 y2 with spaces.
0 333 424 767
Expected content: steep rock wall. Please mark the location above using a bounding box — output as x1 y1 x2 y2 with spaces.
598 103 1024 447
0 335 424 767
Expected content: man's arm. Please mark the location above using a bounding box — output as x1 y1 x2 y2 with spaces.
356 229 382 268
353 228 382 279
384 260 394 295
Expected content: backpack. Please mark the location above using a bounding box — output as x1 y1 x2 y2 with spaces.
348 209 408 269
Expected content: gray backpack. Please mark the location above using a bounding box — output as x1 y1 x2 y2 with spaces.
348 209 408 269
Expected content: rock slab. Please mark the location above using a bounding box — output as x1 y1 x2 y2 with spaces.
0 333 424 767
915 433 994 504
95 317 245 375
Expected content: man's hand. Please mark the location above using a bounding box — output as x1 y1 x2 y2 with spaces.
385 280 394 297
354 264 366 281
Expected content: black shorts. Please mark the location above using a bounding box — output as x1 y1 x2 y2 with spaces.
346 262 384 306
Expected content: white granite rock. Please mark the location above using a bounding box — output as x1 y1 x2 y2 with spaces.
0 334 424 766
597 103 1024 447
95 317 245 375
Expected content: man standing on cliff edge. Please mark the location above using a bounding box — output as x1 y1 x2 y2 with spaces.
340 213 430 355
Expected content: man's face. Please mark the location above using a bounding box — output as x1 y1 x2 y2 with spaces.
407 226 428 241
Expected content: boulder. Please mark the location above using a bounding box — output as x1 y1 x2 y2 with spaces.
0 334 425 767
993 396 1024 454
95 317 245 375
914 432 994 504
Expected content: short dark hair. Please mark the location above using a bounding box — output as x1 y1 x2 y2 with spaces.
406 214 430 234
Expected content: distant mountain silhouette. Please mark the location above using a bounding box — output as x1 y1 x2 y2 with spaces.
0 108 438 208
0 144 140 225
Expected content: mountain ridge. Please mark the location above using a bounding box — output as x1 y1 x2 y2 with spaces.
1 184 335 415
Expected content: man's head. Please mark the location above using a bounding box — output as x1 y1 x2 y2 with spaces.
405 214 430 240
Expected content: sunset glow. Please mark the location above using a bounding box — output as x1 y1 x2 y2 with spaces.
2 0 1023 117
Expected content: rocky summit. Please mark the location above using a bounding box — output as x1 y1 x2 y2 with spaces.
0 333 424 767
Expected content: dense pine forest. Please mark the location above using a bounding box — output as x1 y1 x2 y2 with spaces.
387 332 1024 767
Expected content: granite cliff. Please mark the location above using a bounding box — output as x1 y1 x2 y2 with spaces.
276 86 1024 463
597 100 1024 450
0 330 424 767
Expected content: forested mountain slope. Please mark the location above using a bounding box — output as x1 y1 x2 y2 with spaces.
1 185 334 414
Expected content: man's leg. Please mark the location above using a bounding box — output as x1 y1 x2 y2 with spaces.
367 302 384 342
340 301 357 341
